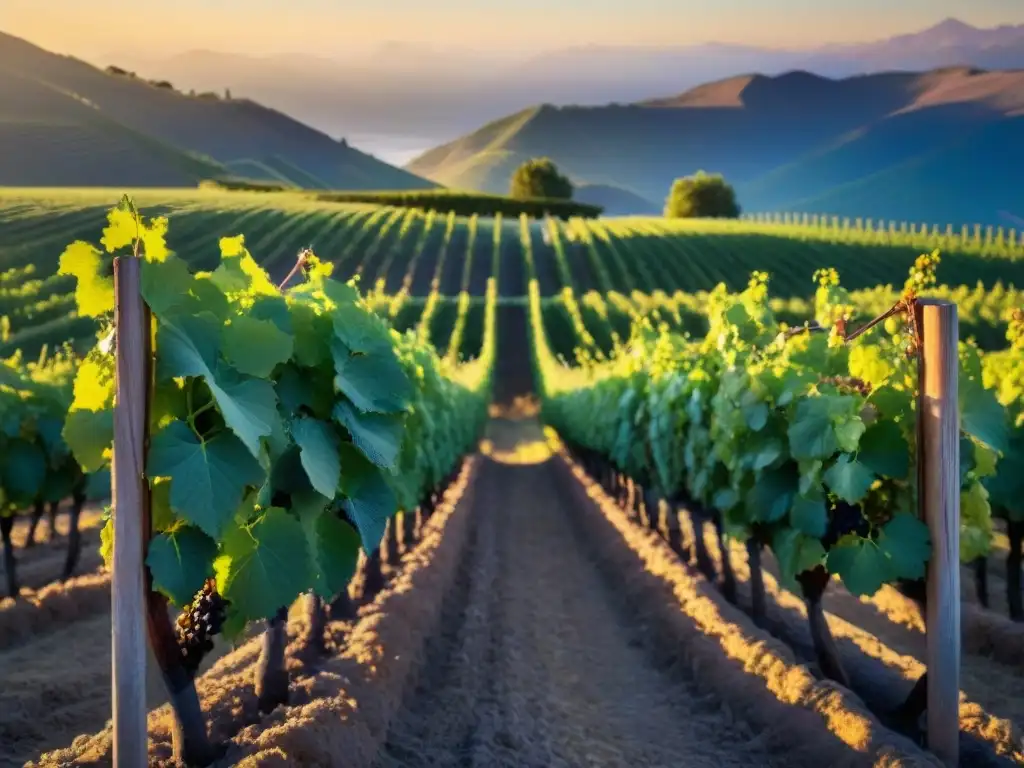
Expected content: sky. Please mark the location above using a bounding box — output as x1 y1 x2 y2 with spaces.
3 0 1024 59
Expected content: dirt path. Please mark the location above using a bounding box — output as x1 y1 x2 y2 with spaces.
380 419 785 768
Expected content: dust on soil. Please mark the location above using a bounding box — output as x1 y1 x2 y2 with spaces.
378 417 785 768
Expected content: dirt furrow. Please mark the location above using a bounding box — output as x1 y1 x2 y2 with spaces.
382 426 791 768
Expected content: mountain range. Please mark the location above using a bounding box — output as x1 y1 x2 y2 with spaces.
100 18 1024 142
0 31 434 190
408 67 1024 224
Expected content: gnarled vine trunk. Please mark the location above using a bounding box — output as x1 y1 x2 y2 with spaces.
1 516 17 598
255 606 290 713
61 493 86 581
798 566 849 687
299 592 327 659
1008 520 1023 622
746 538 766 627
25 499 45 547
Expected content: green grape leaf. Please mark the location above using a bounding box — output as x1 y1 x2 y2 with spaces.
295 492 361 599
827 536 891 597
747 464 798 522
333 398 405 471
960 376 1009 453
207 368 282 459
148 420 264 539
291 417 341 498
289 301 331 367
214 507 314 624
332 339 412 414
223 316 293 378
191 277 231 321
86 468 111 500
63 408 113 472
212 236 278 297
857 420 910 479
868 385 913 422
790 491 827 537
141 257 195 317
146 526 217 607
338 443 397 553
151 478 175 531
741 394 768 432
788 398 839 460
2 440 47 502
155 312 221 382
330 297 391 354
58 241 114 317
773 529 826 589
824 454 875 503
877 513 930 582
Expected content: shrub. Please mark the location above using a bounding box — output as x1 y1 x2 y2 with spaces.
664 171 740 219
510 158 573 200
313 190 600 219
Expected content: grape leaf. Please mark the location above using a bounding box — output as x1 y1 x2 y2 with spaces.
146 526 217 607
207 367 282 459
332 339 412 414
155 312 221 382
333 398 404 471
788 398 839 460
338 443 397 553
1 440 47 502
148 420 264 539
827 536 890 596
824 454 875 503
214 507 314 624
857 420 909 479
877 513 930 581
223 316 293 378
58 241 114 317
773 529 826 588
330 296 390 354
141 257 195 317
295 491 361 599
63 408 113 472
747 464 798 522
960 376 1009 453
790 491 827 537
291 417 341 498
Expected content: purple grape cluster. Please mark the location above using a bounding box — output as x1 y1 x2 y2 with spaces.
175 578 228 674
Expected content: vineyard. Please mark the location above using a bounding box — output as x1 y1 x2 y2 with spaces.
0 191 1022 767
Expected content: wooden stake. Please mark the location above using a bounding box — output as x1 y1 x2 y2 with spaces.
916 299 960 766
112 256 149 767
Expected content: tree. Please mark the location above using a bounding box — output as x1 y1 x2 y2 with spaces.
510 157 573 200
664 171 740 219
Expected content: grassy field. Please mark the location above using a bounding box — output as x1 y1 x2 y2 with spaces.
0 187 1021 358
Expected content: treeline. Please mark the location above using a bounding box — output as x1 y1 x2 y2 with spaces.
313 190 602 219
199 179 603 219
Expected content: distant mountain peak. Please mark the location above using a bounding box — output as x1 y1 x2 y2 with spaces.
928 18 977 33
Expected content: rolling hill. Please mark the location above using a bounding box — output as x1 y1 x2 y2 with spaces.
407 67 1024 225
0 30 436 190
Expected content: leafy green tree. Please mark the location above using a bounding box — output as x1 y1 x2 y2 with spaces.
510 158 573 200
664 171 740 219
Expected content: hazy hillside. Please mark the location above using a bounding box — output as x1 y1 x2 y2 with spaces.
99 18 1024 143
408 67 1024 224
0 31 435 190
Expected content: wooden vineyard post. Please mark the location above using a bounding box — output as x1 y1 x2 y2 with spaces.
111 256 150 767
915 299 960 766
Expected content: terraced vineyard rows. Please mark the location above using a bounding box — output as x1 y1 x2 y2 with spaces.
2 190 1022 359
1 192 1022 768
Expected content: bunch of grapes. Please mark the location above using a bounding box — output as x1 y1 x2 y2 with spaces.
175 578 228 674
819 375 871 396
821 499 871 549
